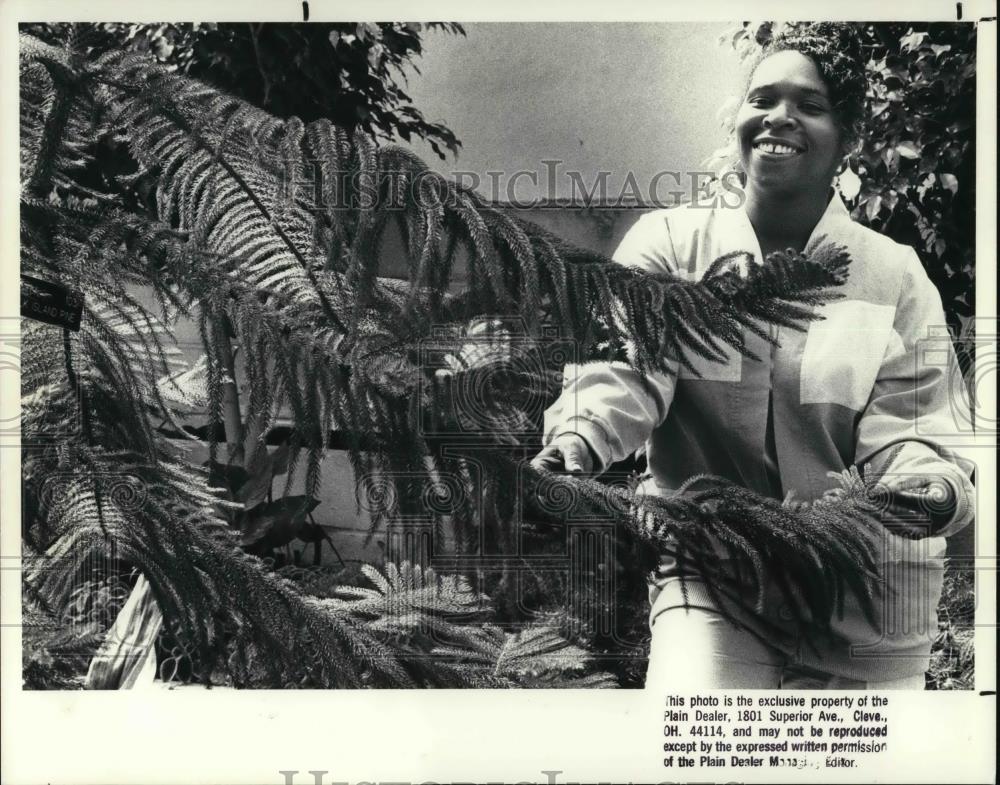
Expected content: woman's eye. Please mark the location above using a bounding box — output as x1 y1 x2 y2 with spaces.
800 102 826 114
748 96 773 108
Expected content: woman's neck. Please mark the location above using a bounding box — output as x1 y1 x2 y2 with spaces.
744 183 833 257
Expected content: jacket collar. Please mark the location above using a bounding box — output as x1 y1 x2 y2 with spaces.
805 190 852 253
720 189 852 264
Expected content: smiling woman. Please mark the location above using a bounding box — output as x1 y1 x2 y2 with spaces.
533 22 975 690
738 52 843 207
734 31 865 257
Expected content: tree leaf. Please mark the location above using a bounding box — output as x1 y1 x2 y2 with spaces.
871 101 890 117
896 142 920 160
865 195 883 222
234 450 274 507
269 442 292 476
204 460 249 494
239 495 320 547
899 31 928 53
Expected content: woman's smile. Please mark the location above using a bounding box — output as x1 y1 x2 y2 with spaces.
735 50 843 197
751 136 806 159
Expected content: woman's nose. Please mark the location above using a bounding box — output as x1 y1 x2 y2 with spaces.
762 102 796 129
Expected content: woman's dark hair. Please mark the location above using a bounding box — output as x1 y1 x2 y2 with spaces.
745 22 868 152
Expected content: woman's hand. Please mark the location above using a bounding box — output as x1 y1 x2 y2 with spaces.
530 433 597 476
880 475 959 538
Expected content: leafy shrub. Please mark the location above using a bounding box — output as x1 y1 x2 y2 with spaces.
20 22 465 159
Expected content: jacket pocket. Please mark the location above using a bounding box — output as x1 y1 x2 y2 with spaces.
800 299 896 411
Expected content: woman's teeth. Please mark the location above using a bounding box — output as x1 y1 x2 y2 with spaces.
754 142 800 156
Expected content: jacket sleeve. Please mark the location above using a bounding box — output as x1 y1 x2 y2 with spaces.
542 211 680 473
855 250 976 538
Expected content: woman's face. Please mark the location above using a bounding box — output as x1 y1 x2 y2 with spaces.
735 50 844 199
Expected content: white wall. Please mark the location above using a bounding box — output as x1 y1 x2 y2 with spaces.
404 22 743 203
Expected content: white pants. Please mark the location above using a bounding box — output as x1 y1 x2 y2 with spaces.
644 582 926 691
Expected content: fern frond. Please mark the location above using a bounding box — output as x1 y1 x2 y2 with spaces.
431 623 618 687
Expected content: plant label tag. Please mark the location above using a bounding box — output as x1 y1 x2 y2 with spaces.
20 275 84 332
